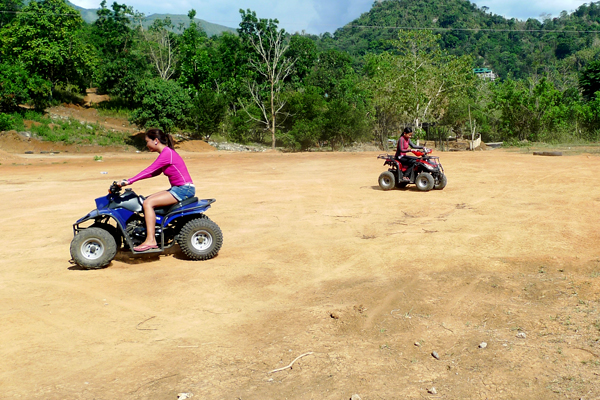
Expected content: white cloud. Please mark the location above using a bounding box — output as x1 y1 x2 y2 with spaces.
479 0 586 20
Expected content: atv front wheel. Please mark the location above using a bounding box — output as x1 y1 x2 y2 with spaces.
70 227 117 269
91 222 122 248
378 171 396 191
415 172 435 191
178 218 223 260
434 174 447 190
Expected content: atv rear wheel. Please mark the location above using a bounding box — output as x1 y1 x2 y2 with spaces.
178 218 223 260
415 172 435 191
378 171 396 191
434 173 447 190
70 227 117 269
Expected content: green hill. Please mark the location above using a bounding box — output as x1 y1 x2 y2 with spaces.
325 0 600 79
65 1 236 37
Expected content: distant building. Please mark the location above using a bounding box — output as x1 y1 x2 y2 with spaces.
473 68 497 81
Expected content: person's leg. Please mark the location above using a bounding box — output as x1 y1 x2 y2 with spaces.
138 191 177 248
399 157 414 180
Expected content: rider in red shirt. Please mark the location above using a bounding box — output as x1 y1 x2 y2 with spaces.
394 127 424 181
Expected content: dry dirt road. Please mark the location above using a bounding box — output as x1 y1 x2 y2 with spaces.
1 148 600 400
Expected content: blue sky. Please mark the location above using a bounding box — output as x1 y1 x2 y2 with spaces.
69 0 589 34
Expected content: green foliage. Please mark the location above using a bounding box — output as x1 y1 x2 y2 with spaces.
579 93 600 141
0 0 22 29
280 86 326 150
0 113 14 131
285 35 318 87
580 60 600 101
328 0 600 81
2 110 130 145
129 78 191 133
1 0 96 87
187 89 228 140
365 30 474 145
0 62 51 112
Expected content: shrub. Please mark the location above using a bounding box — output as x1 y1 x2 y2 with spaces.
0 113 14 131
129 78 191 133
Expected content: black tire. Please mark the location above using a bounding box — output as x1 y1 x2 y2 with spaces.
178 218 223 260
415 172 435 191
378 171 396 191
91 222 122 249
434 174 447 190
70 227 117 269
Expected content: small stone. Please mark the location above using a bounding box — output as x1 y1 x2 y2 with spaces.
431 351 440 360
479 342 487 349
414 341 421 347
177 394 193 400
350 395 362 400
516 332 527 339
428 387 437 394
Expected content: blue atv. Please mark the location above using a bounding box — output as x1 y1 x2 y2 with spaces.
70 181 223 269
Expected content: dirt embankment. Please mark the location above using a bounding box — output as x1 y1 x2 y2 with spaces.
0 104 218 161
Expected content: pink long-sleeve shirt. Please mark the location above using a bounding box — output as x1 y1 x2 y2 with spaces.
128 147 193 187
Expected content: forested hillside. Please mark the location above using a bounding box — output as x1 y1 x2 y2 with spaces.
325 0 600 79
1 0 600 149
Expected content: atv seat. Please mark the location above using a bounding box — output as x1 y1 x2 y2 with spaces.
154 197 199 216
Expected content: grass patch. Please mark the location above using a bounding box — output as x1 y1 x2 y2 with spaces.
5 111 132 147
95 97 133 119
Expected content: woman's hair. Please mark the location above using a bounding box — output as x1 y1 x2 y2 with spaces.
402 127 413 135
145 128 175 149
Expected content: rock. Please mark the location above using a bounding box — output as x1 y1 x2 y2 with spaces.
516 332 527 339
414 341 421 347
479 342 487 349
432 351 440 360
350 395 362 400
177 393 193 400
428 387 437 394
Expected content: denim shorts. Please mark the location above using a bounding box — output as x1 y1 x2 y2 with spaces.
168 183 195 202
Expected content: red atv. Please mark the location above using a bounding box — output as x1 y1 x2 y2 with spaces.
377 148 447 191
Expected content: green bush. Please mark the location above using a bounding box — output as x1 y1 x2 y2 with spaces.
129 78 191 133
0 63 51 112
0 113 14 131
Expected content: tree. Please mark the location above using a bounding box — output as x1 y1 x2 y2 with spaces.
0 0 23 29
0 62 51 112
238 10 295 149
580 60 600 101
285 35 318 87
187 89 228 140
91 1 148 96
129 78 191 133
305 49 371 149
490 78 563 141
1 0 95 88
366 30 474 138
139 17 178 80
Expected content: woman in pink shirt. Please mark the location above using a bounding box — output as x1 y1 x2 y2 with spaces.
119 129 195 252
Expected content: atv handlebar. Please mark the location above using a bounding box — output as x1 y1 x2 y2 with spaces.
109 181 122 195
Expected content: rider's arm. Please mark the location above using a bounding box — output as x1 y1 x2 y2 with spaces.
127 149 171 184
408 139 424 150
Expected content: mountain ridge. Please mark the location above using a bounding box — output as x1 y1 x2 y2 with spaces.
65 1 237 36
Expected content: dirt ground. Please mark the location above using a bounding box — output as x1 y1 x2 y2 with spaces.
1 143 600 399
